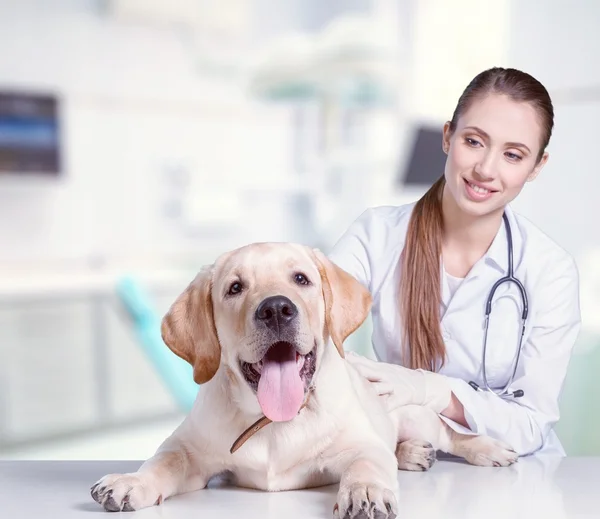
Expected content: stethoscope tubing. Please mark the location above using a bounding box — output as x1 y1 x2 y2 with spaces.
469 212 528 399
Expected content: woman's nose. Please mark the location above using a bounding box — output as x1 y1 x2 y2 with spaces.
473 151 498 180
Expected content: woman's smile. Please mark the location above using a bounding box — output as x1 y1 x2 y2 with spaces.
463 177 497 202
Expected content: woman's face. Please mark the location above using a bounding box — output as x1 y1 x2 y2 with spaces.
442 93 549 218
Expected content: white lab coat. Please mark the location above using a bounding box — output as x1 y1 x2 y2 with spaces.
328 202 581 456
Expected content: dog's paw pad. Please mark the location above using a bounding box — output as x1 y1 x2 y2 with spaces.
334 482 397 519
463 437 519 467
396 439 437 471
91 473 161 512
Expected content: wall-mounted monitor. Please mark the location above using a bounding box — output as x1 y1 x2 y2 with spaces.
398 124 445 187
0 91 61 176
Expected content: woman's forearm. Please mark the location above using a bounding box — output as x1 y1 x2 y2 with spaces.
441 392 470 429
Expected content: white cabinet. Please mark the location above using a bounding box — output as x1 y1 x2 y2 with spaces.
0 302 97 443
0 288 182 448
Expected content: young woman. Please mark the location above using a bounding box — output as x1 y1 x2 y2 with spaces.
328 67 581 457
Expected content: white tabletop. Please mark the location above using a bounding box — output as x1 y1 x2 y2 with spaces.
1 456 599 518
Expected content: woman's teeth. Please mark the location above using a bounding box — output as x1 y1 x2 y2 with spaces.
468 182 490 194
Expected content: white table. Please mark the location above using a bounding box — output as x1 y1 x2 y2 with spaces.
1 456 599 518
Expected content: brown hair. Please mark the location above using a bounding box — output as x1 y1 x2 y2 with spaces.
400 67 554 371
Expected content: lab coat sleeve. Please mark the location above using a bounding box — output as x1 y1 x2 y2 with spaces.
444 255 582 456
326 208 377 291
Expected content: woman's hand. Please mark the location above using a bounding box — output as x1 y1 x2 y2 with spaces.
345 352 453 414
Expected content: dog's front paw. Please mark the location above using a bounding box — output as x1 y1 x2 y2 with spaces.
91 473 163 512
395 439 436 471
334 482 397 519
463 436 519 467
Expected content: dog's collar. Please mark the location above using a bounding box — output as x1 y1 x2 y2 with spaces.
229 386 315 454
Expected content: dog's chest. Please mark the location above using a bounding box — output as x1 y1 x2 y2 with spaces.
229 430 335 491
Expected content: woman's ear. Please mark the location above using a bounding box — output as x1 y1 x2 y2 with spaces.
161 266 221 384
528 151 549 182
442 121 452 154
310 248 372 358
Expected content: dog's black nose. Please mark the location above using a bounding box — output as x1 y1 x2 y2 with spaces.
255 295 298 332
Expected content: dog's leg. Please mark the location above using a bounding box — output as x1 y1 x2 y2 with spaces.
329 441 399 519
440 428 519 467
91 439 213 512
391 405 441 471
391 405 518 470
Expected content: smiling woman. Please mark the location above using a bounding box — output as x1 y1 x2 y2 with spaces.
329 67 582 457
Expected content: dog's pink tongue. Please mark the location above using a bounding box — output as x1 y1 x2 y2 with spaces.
257 345 304 422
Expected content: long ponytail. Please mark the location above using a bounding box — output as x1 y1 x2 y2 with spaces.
399 175 446 371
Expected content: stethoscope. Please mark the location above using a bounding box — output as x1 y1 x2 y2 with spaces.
468 212 527 399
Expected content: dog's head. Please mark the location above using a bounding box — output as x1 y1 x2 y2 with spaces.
160 242 371 422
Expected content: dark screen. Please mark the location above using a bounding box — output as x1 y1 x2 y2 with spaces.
0 91 61 175
399 125 445 187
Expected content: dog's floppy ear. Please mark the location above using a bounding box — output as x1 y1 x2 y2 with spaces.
311 248 372 358
161 266 221 384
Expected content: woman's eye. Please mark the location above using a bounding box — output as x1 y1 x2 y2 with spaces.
465 137 481 147
505 152 522 161
228 282 243 295
294 273 310 285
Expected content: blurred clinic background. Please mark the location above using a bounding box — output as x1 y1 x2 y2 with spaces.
0 0 599 460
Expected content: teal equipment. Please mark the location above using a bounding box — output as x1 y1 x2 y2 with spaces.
116 275 199 411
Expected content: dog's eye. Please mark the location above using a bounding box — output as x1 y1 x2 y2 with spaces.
294 273 310 285
228 282 243 295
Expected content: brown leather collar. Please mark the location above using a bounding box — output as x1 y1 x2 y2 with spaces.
230 387 314 454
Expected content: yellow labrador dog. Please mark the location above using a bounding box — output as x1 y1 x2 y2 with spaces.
91 243 517 517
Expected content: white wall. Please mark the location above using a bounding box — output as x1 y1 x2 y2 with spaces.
0 0 296 269
406 0 510 125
